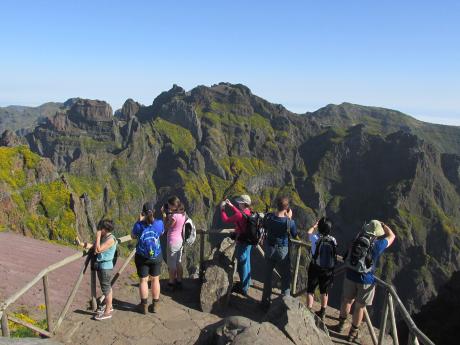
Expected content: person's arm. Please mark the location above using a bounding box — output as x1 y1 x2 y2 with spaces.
220 201 243 224
95 236 115 253
307 220 319 235
131 222 139 239
290 220 298 238
381 222 396 247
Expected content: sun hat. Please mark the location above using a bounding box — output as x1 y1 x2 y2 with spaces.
234 194 251 206
363 220 385 237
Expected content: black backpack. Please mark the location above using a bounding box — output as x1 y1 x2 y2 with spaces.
312 235 337 269
239 211 265 245
346 232 376 273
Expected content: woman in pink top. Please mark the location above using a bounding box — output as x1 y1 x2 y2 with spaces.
165 196 186 290
220 194 253 296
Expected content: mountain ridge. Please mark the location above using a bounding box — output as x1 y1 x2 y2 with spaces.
1 83 459 325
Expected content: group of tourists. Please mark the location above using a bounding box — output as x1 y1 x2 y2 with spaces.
77 196 190 320
220 194 395 342
78 193 395 342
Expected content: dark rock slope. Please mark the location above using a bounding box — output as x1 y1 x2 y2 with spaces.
1 82 459 318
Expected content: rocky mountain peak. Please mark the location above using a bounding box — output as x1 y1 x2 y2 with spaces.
119 98 141 121
0 130 23 147
68 99 113 123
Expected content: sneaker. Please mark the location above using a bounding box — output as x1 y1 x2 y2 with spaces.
94 312 112 321
348 325 360 342
137 302 148 315
96 304 114 314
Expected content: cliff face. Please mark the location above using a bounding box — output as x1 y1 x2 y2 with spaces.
1 82 460 316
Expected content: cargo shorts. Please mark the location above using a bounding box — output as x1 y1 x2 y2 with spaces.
342 277 376 306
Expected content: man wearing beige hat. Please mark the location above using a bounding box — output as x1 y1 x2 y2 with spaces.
336 220 395 342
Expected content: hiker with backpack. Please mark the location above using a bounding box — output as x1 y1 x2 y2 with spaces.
336 220 396 342
260 196 297 311
306 217 337 320
77 219 117 321
220 194 253 296
164 196 186 291
131 202 165 314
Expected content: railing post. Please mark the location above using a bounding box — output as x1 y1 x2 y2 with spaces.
378 292 390 345
91 269 97 311
43 275 52 331
1 311 10 337
364 307 379 345
199 230 205 281
387 294 399 345
292 244 301 295
409 333 420 345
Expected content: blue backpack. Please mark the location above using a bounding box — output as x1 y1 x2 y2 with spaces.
137 221 163 259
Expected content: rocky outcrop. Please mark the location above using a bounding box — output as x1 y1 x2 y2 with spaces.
204 316 295 345
0 130 24 147
264 296 332 345
200 237 236 313
118 99 141 121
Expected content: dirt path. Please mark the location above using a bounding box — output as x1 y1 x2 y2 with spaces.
1 232 98 319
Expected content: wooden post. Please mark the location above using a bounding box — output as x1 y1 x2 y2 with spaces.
292 244 302 295
199 231 205 281
1 311 10 337
43 275 52 331
364 307 378 345
91 269 97 311
378 292 390 345
387 294 399 345
53 256 90 333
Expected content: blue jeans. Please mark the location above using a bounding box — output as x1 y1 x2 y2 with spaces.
262 243 291 304
236 242 252 293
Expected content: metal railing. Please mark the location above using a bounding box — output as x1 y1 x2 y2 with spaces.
1 229 435 345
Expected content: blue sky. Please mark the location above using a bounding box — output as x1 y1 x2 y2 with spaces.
1 1 459 125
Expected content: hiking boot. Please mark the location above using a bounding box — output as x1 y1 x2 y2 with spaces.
148 299 159 313
137 302 148 315
348 325 360 343
317 308 326 321
336 317 347 333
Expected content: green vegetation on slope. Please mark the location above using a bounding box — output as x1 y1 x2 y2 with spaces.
153 117 196 154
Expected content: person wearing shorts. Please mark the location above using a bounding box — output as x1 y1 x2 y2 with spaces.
131 202 164 314
336 220 396 341
164 196 186 291
306 217 337 320
77 219 117 321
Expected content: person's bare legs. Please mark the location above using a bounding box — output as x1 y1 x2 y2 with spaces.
320 293 328 308
351 302 365 327
340 298 353 319
103 289 113 316
307 293 314 309
139 277 149 300
151 275 160 300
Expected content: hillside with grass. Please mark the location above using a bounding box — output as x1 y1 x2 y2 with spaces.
1 82 459 317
